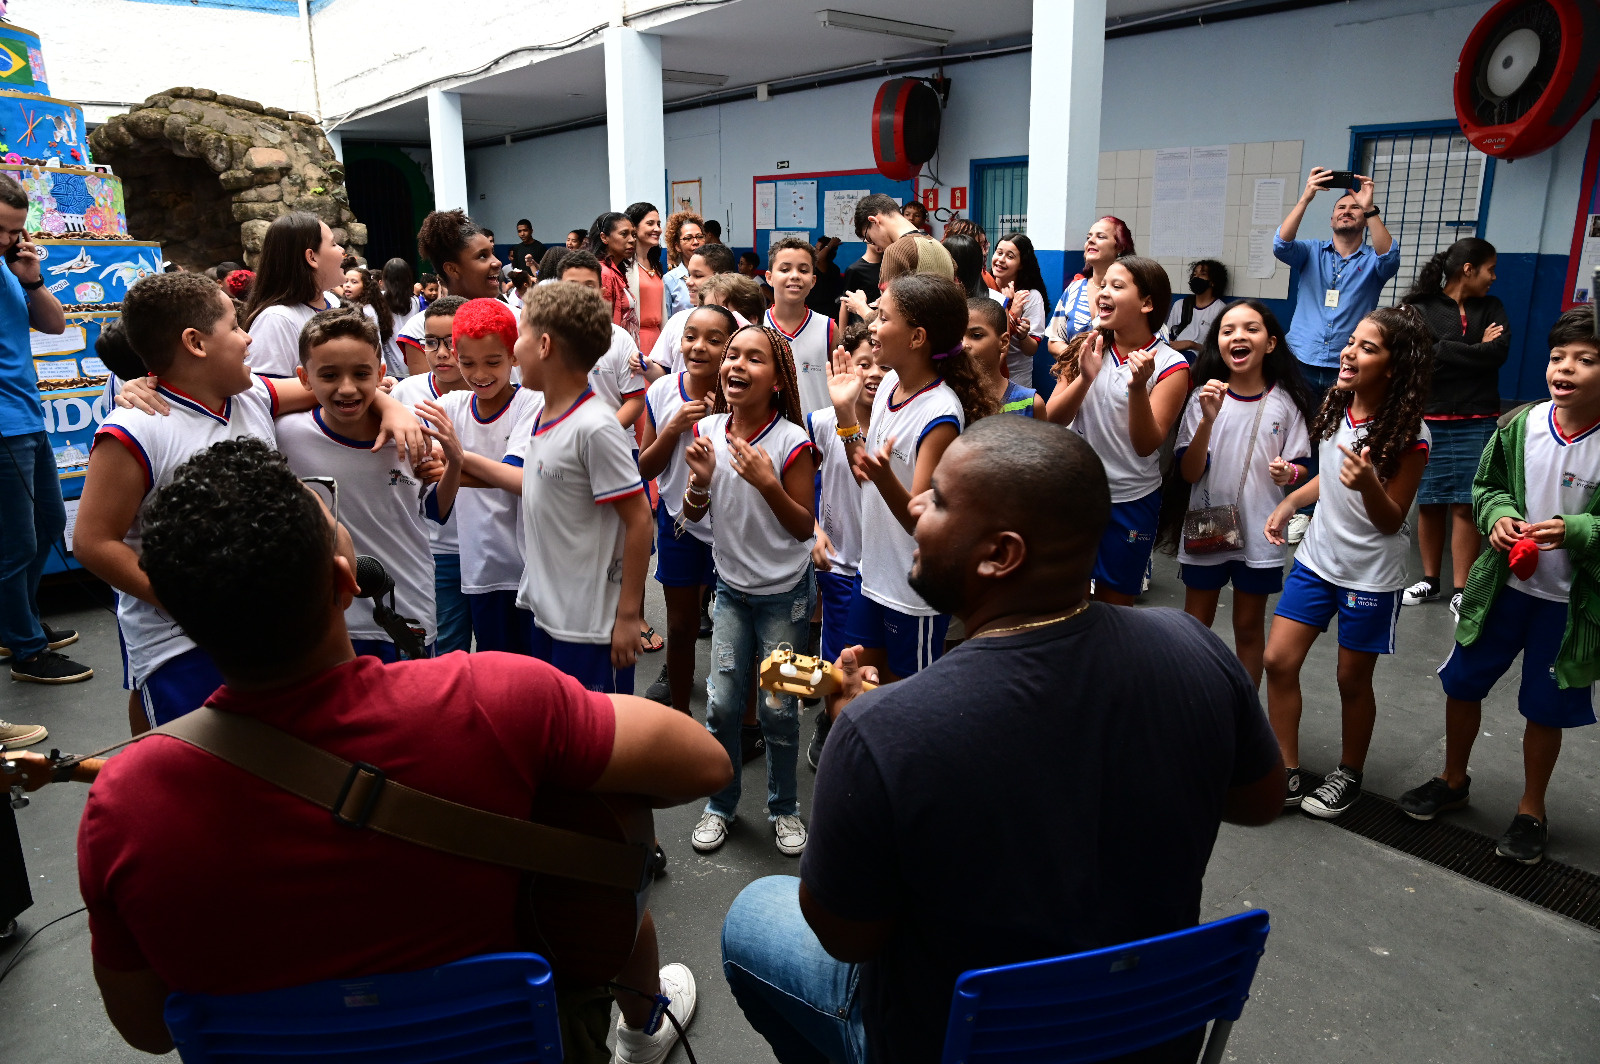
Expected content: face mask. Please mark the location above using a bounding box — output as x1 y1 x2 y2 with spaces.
1188 276 1210 295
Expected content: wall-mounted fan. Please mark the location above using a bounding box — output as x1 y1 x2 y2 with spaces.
871 78 942 181
1455 0 1600 159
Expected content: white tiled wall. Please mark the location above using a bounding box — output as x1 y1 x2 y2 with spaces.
1094 140 1303 301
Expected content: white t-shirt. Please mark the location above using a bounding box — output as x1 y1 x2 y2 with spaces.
1163 296 1229 349
807 405 864 576
245 299 336 378
1068 337 1190 503
361 303 408 379
392 371 462 555
649 307 693 374
859 371 963 615
693 411 817 596
1176 384 1311 569
397 308 427 357
436 386 542 594
273 408 438 645
644 371 713 545
1511 402 1600 602
991 288 1046 384
766 307 837 413
1296 411 1431 592
95 376 280 686
512 390 646 643
588 324 648 444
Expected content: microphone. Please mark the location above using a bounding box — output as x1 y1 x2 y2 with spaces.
353 555 426 660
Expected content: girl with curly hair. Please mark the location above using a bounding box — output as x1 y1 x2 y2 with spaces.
1263 303 1434 820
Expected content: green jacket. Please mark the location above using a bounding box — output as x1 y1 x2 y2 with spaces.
1455 405 1600 689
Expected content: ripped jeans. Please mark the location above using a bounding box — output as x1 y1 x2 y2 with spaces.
704 566 815 821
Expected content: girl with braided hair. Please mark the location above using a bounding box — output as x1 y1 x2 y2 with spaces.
1264 303 1435 819
681 323 819 857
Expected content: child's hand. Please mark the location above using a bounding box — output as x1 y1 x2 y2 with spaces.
416 399 464 467
811 527 834 571
610 613 640 670
728 436 777 492
414 445 446 485
379 376 397 394
1196 379 1227 422
854 436 896 489
1482 322 1505 344
1525 517 1566 549
665 398 709 438
1336 444 1381 493
115 376 170 416
1268 457 1299 487
1078 333 1106 383
1264 499 1296 546
841 291 871 320
828 344 863 413
1489 515 1529 552
684 435 716 487
1126 346 1156 388
374 400 427 465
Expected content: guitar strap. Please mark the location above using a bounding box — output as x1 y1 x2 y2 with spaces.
148 707 647 892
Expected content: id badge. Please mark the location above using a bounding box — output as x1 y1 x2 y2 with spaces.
1324 288 1340 309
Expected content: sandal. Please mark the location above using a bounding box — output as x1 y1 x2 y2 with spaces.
639 625 665 653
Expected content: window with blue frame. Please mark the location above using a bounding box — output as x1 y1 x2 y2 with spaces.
971 156 1028 239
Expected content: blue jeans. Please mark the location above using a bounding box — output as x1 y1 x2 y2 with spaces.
0 432 66 661
722 876 868 1064
705 568 814 820
433 554 472 654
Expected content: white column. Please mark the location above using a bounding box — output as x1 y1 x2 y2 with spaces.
323 129 343 162
604 26 665 210
427 88 468 212
1026 0 1105 295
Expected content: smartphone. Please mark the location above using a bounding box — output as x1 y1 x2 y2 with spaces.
1324 170 1359 190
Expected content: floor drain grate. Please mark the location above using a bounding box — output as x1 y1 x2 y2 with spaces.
1325 792 1600 931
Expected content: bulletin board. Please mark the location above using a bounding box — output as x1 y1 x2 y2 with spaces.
1561 120 1600 309
751 168 915 270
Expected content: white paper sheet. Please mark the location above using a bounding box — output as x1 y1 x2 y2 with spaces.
1251 178 1286 226
1247 228 1276 279
1151 147 1191 258
754 183 777 230
824 189 869 242
1573 215 1600 304
33 358 79 381
775 180 817 229
29 324 85 356
767 231 810 249
1185 145 1229 258
63 498 79 552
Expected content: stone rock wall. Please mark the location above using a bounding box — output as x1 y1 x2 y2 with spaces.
88 88 366 270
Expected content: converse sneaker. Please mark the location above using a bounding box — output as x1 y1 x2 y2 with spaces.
643 664 671 705
1302 765 1363 819
1401 579 1440 605
807 710 833 770
0 720 48 749
1495 813 1548 865
0 623 80 660
1449 592 1463 620
691 811 729 853
1283 766 1317 808
613 962 697 1064
774 814 807 856
10 650 93 685
1285 513 1311 545
1397 776 1470 821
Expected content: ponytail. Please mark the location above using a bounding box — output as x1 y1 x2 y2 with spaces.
1402 237 1495 304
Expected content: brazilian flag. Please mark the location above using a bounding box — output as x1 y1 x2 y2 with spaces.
0 41 33 88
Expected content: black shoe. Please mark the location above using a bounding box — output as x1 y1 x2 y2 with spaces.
741 723 765 764
649 843 668 879
1398 776 1471 821
1302 765 1363 819
807 711 832 770
10 650 93 685
1495 813 1548 864
0 623 80 660
1283 766 1316 808
698 605 713 639
644 664 671 705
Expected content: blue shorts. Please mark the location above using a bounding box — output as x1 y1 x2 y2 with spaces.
816 569 861 663
467 590 536 655
140 646 224 727
1093 489 1162 596
433 553 473 655
530 624 636 694
1438 587 1595 728
655 503 716 588
351 639 436 663
1273 560 1402 654
1180 559 1284 596
848 586 948 678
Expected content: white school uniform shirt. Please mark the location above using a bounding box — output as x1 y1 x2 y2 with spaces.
807 405 863 576
649 307 693 373
360 304 408 378
1176 384 1311 569
644 371 714 545
693 411 817 596
95 376 280 687
766 307 837 413
510 390 647 643
392 371 461 555
989 288 1046 384
859 371 963 615
274 408 439 645
396 309 427 361
436 386 542 593
1068 337 1190 503
1510 402 1600 602
1296 411 1431 592
245 299 336 378
588 324 648 444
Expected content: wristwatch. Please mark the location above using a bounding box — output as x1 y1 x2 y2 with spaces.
20 278 43 290
1363 206 1381 218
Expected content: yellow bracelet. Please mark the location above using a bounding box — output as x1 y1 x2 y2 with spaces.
836 424 861 438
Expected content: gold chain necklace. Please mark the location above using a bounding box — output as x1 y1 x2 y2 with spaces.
975 600 1090 638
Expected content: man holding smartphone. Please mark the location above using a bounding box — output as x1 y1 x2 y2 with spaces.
0 171 91 695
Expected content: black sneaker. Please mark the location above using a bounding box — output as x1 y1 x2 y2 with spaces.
1398 776 1471 821
1495 813 1548 865
698 603 714 639
644 664 671 705
740 723 765 764
1302 765 1363 819
0 623 80 660
807 711 833 770
10 650 93 685
1284 766 1317 808
649 843 668 879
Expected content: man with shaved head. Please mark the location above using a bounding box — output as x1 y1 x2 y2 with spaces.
721 416 1285 1064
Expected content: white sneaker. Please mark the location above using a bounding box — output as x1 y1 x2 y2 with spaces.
774 813 807 856
691 811 729 853
1285 513 1311 545
613 962 697 1064
1449 592 1463 619
1401 579 1441 606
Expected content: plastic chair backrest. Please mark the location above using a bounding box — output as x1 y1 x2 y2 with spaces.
940 909 1271 1064
164 952 562 1063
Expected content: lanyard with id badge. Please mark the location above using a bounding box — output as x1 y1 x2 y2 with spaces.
1326 250 1359 309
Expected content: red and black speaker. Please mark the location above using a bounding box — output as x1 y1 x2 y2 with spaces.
1455 0 1600 159
871 78 942 181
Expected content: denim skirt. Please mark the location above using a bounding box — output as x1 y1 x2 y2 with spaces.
1417 417 1498 506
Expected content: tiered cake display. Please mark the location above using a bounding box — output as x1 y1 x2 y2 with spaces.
0 21 163 572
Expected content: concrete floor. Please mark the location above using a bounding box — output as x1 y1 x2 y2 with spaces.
2 549 1598 1063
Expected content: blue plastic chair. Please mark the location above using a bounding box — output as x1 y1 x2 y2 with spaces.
164 952 562 1063
940 909 1270 1064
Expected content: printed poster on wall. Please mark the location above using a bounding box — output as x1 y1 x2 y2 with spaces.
1563 120 1600 308
755 183 777 230
824 189 868 242
775 180 817 229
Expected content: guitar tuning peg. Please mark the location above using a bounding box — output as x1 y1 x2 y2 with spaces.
779 662 798 678
808 668 823 686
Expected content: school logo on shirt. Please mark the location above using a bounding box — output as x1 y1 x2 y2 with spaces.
1561 471 1598 493
388 468 416 487
535 459 565 481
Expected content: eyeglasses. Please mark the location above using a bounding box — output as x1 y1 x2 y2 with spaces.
422 336 454 353
300 476 338 524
